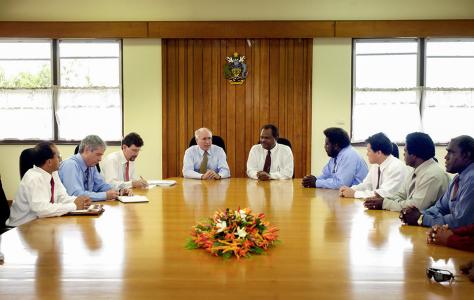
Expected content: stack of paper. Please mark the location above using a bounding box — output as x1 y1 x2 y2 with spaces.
147 180 176 187
118 195 149 203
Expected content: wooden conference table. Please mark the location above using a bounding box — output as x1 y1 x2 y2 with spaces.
0 178 473 299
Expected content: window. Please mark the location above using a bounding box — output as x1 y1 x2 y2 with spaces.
0 39 122 142
352 38 474 143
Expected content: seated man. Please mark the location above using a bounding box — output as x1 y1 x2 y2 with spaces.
102 132 148 189
182 128 230 180
400 135 474 229
247 124 293 181
7 142 91 227
364 132 449 211
302 127 368 189
340 132 407 198
60 135 132 201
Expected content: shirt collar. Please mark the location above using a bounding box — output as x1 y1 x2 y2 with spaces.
73 153 89 172
198 145 212 156
119 150 128 165
414 158 436 175
458 161 474 181
379 154 394 171
33 165 53 180
263 143 278 154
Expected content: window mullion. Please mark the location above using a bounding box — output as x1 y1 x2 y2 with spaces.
52 39 59 142
419 38 426 131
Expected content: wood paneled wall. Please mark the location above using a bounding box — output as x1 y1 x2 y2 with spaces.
162 38 312 178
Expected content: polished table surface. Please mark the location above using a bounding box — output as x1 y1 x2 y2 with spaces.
0 178 473 299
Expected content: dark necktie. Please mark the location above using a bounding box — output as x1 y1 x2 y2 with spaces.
263 150 271 173
199 151 208 174
50 177 55 203
376 166 381 189
408 173 416 196
125 161 130 181
84 167 90 191
332 157 337 173
450 176 460 201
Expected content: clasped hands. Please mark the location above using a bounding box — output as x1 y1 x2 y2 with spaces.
256 171 270 181
426 224 453 246
201 170 221 180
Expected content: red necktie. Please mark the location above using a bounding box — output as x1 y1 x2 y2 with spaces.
50 177 55 204
263 150 271 173
450 176 460 201
125 161 130 181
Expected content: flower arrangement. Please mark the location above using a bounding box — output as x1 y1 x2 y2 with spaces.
186 208 279 259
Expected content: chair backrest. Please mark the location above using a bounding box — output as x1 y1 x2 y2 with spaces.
391 142 399 159
277 137 292 149
189 135 227 153
74 144 101 173
19 147 36 179
0 176 10 231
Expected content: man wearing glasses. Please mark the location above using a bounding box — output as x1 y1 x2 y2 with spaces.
302 127 368 189
8 142 91 227
102 132 148 189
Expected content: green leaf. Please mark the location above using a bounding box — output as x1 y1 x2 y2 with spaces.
185 238 198 250
222 252 233 259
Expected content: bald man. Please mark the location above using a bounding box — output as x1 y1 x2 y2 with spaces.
182 128 230 180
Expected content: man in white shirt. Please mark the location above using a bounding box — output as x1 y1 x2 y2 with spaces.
102 132 148 189
247 124 294 181
340 132 407 199
182 128 230 180
7 142 91 227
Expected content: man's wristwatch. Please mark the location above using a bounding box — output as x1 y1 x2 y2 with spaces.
417 214 424 226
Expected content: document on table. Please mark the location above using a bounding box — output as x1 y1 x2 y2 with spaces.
67 204 105 215
117 195 149 203
146 180 176 188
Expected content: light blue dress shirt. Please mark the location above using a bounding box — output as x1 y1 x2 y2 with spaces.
422 162 474 229
315 146 368 189
59 153 112 201
182 145 231 179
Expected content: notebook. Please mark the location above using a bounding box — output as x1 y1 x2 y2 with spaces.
67 204 105 216
147 180 176 187
117 195 149 203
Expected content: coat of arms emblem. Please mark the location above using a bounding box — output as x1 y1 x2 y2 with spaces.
224 52 247 85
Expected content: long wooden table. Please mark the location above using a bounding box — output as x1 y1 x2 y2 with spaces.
0 178 473 299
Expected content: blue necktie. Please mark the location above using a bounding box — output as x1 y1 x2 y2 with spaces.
84 167 90 191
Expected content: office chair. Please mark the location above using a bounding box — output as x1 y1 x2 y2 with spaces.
391 142 399 159
19 147 36 179
189 135 227 153
0 175 13 234
277 137 292 149
74 145 101 173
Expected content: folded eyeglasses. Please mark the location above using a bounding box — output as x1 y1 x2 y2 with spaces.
426 267 455 283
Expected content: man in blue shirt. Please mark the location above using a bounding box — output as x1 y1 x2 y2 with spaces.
302 127 368 189
400 135 474 229
59 135 132 201
182 128 230 180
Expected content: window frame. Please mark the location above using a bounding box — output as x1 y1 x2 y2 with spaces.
350 37 472 146
0 38 123 145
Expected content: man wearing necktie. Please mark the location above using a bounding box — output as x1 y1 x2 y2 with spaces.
7 142 91 227
246 124 294 181
182 128 230 180
60 135 133 201
400 135 474 229
340 132 407 199
102 132 148 189
364 132 449 211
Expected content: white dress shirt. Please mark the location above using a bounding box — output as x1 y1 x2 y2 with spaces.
102 150 138 189
7 166 77 227
246 143 294 180
351 155 408 198
182 145 231 179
